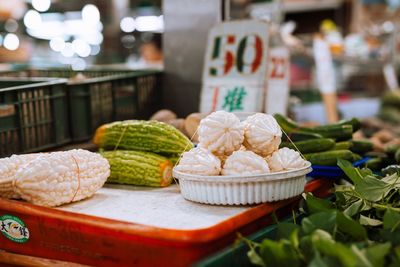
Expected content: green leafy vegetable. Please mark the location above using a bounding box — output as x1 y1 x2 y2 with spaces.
243 159 400 267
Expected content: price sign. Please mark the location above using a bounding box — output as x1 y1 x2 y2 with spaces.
200 20 269 113
264 47 290 115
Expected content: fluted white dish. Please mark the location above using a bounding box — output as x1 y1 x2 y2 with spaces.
173 162 312 205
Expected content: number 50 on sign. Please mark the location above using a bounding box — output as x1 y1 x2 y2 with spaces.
201 20 269 113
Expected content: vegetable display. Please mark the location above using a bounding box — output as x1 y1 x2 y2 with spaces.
94 120 193 187
174 147 221 176
175 111 308 177
101 150 173 187
0 149 110 207
274 114 378 167
222 151 270 175
243 113 282 157
244 159 400 267
267 148 307 172
93 120 193 155
0 153 42 199
198 111 245 156
274 114 354 141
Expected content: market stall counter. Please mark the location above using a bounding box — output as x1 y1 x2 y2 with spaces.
0 179 332 267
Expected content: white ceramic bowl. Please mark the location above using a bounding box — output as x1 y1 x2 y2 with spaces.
173 162 312 205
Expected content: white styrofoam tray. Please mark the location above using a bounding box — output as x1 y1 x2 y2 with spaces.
57 184 251 230
173 162 312 205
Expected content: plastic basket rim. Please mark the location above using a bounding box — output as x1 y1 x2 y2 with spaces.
0 78 68 93
0 67 162 85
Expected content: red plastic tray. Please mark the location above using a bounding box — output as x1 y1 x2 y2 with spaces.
0 179 332 267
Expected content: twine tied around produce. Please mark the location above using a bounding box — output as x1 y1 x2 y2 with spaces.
71 155 81 203
172 126 201 186
113 124 129 151
280 127 307 161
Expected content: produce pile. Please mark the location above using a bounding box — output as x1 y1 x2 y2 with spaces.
0 149 110 207
244 159 400 267
150 109 206 143
274 114 400 173
93 120 193 187
274 114 366 166
379 90 400 125
175 111 308 176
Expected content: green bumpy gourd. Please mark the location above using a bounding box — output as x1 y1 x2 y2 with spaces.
101 150 173 187
94 120 193 154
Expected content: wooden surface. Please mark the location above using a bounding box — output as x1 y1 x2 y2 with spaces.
0 250 89 267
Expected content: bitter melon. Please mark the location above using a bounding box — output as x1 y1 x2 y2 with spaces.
93 120 193 154
101 150 173 187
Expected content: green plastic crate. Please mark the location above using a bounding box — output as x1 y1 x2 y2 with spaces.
0 68 162 142
0 78 70 157
193 216 303 267
193 223 277 267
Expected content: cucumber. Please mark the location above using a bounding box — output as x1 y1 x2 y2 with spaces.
273 114 353 141
330 141 352 151
282 131 323 142
365 158 383 171
308 125 353 141
379 107 400 124
283 138 335 154
381 90 400 107
365 151 395 166
336 118 361 132
384 144 400 155
304 150 354 166
350 140 374 154
273 113 299 133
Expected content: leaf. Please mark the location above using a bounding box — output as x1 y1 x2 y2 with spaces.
303 193 335 214
350 245 374 267
311 230 358 267
247 249 266 267
307 252 331 267
359 168 374 177
338 159 363 184
355 175 391 202
364 243 391 267
379 228 400 247
302 211 337 235
381 173 400 187
277 223 300 240
290 228 300 249
383 208 400 231
299 235 314 262
359 215 383 227
336 212 367 240
343 199 364 217
259 239 301 267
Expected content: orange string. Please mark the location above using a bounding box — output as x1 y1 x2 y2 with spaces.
70 155 81 202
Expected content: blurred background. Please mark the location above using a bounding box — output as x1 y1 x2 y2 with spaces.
0 0 163 69
0 0 399 121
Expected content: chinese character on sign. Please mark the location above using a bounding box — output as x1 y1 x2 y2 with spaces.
222 86 247 112
200 20 269 113
1 221 7 233
270 57 287 79
19 226 28 237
